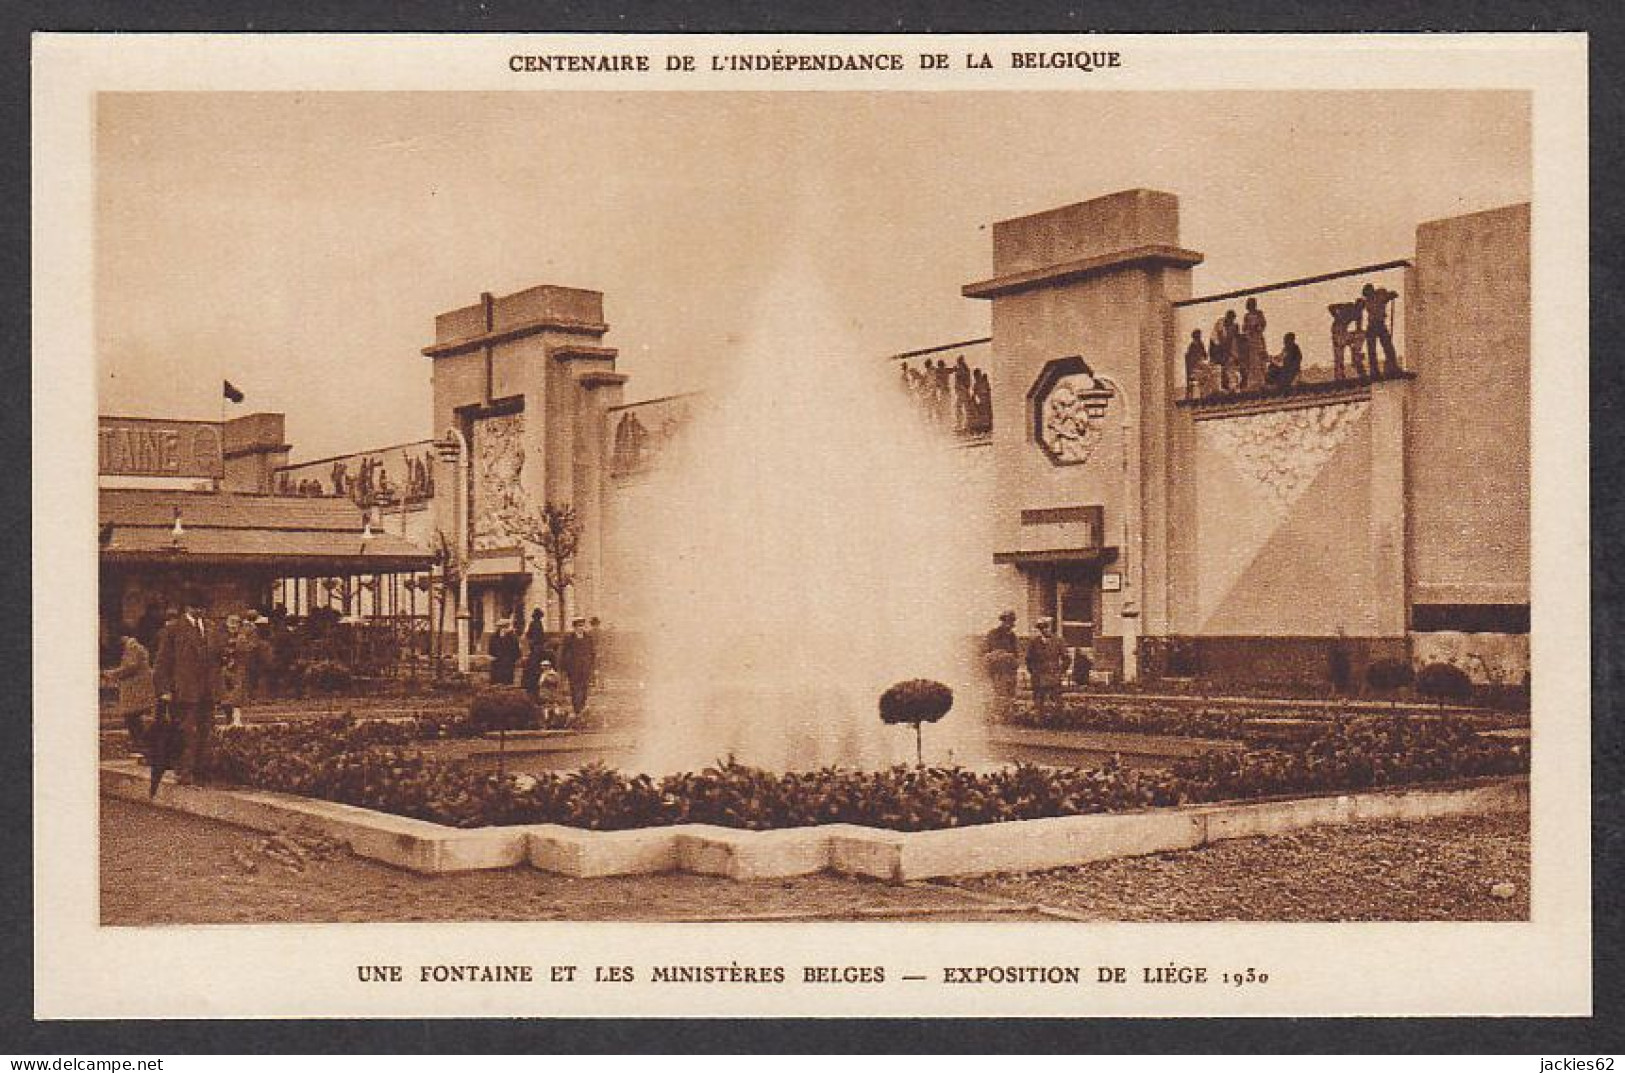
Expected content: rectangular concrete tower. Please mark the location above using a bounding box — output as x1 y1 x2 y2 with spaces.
964 189 1202 681
423 284 627 639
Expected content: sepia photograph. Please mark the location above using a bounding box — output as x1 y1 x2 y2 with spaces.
32 33 1590 1020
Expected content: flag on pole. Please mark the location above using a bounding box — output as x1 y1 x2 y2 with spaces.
223 380 245 404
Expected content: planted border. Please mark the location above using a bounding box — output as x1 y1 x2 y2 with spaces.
204 714 1527 833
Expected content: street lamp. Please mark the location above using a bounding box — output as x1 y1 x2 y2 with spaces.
1089 373 1140 683
434 428 471 675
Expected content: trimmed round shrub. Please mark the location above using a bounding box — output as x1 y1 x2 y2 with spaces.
1366 658 1414 693
1416 662 1474 705
880 678 954 764
879 679 954 725
469 685 539 733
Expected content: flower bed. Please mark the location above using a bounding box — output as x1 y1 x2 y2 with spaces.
206 714 1527 833
1007 696 1525 740
1008 699 1252 739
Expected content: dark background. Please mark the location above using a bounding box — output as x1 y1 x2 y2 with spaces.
2 2 1620 1054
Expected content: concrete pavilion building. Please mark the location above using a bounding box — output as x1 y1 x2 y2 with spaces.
395 187 1532 689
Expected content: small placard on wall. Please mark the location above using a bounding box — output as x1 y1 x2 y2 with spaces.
1102 572 1122 592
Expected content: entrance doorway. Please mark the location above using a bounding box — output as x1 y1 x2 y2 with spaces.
1029 561 1112 683
1044 564 1100 649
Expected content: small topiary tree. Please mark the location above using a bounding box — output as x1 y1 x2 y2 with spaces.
1416 662 1474 707
1365 658 1414 707
469 685 540 774
880 678 954 766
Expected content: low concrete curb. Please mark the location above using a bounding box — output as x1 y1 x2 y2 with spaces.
101 761 1527 882
99 763 528 873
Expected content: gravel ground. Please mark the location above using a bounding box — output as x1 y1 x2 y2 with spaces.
946 812 1530 922
99 797 1036 924
101 796 1526 925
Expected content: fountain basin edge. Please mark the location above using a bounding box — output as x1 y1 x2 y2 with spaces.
100 761 1528 884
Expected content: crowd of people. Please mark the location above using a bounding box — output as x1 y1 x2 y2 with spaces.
1183 283 1403 400
101 587 235 792
898 355 993 435
101 597 425 790
486 610 600 721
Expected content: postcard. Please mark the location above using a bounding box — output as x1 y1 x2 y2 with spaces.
33 32 1589 1018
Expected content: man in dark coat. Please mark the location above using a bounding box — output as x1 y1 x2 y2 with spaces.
559 617 597 717
982 611 1021 719
1025 617 1069 718
151 587 222 785
524 608 547 656
984 610 1019 656
487 622 520 685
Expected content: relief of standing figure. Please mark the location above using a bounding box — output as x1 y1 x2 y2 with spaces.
1361 283 1402 378
1184 328 1209 399
1211 310 1239 392
1241 297 1269 389
1328 299 1367 381
952 355 972 431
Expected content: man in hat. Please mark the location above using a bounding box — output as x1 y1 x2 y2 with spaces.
559 617 598 719
1025 617 1070 719
984 610 1019 657
152 586 222 785
982 611 1021 720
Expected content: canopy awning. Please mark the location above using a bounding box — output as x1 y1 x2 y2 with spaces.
992 546 1119 567
99 488 434 575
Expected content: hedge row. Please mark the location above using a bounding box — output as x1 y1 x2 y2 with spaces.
206 714 1526 832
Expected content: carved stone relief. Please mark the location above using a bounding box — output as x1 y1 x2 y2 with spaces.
1201 400 1367 517
471 412 528 550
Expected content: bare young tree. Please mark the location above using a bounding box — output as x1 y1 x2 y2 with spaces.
428 527 465 676
505 501 583 625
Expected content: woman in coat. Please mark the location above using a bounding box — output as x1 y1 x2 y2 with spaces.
103 634 155 753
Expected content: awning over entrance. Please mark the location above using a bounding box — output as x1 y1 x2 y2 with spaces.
466 549 530 583
98 488 434 576
993 546 1118 566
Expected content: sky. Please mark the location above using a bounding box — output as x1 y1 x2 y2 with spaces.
96 91 1529 462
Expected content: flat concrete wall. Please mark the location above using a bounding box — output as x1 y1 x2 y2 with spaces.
1406 203 1531 610
1190 397 1380 636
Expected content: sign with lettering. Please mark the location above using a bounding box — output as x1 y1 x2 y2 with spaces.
98 418 223 478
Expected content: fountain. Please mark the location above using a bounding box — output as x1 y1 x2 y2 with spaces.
621 267 996 774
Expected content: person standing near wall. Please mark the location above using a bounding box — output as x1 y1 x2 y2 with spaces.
524 608 547 658
983 611 1020 720
1025 617 1069 719
488 622 519 686
152 587 222 786
103 633 155 756
560 617 597 719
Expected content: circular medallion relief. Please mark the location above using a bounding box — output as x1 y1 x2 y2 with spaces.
1036 372 1104 465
